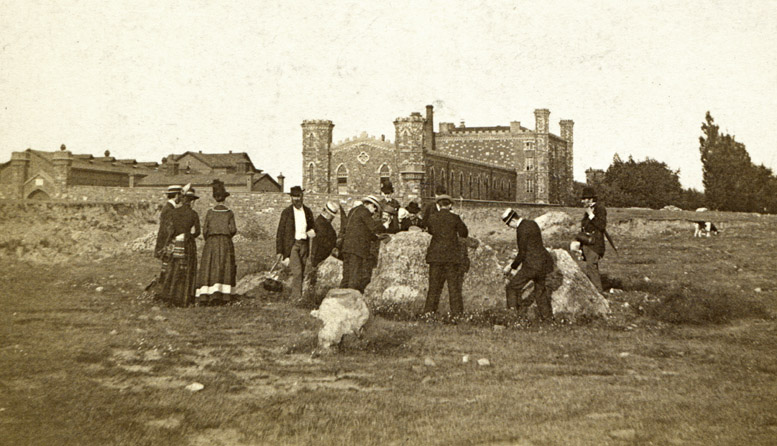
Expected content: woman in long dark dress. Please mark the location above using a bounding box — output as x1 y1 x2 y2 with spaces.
159 186 201 307
195 180 237 306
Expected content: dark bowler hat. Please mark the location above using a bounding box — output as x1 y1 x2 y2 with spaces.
581 186 597 200
434 185 447 196
289 186 304 197
501 208 518 225
406 201 420 214
381 179 394 194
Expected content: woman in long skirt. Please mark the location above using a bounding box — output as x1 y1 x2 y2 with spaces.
196 179 237 306
159 185 201 307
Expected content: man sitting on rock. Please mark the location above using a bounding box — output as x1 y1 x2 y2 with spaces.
502 208 555 321
340 195 385 293
422 194 469 317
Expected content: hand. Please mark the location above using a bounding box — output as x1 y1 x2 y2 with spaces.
281 257 290 268
306 229 316 239
585 206 595 219
502 264 513 278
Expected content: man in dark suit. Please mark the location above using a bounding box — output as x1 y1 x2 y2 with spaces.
340 195 384 293
420 185 447 230
502 208 555 321
423 194 469 317
303 201 339 307
276 186 316 302
578 186 607 292
153 185 182 282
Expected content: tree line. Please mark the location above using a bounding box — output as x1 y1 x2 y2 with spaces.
582 112 777 213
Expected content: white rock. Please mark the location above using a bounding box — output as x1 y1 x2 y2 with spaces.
493 325 506 331
695 207 708 212
424 357 437 367
96 286 104 292
755 288 762 293
477 358 491 367
185 382 204 392
548 249 611 320
462 355 470 363
109 329 118 335
310 288 370 349
153 315 167 322
619 352 630 358
644 276 651 282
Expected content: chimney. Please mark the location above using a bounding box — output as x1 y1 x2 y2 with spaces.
424 105 434 151
277 172 285 192
459 120 465 128
381 134 385 141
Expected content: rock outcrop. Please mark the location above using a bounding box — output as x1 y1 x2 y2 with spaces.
311 288 370 349
547 249 610 320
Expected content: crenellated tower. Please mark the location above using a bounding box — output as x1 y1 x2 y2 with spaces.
301 120 334 193
559 119 575 202
394 112 426 199
533 108 550 203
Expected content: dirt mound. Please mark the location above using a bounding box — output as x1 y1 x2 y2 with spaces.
610 218 691 238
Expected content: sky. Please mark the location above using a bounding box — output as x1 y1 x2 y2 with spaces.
2 0 776 190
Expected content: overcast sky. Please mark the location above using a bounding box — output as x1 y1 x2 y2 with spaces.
2 0 776 190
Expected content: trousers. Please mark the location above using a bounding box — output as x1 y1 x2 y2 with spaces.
289 240 309 301
505 266 552 320
424 262 464 316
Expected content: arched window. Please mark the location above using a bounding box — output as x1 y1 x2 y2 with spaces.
379 163 391 185
459 173 464 198
468 174 472 199
336 164 348 195
306 162 315 190
439 169 446 192
449 169 455 196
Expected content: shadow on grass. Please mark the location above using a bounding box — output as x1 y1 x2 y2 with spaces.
604 273 770 325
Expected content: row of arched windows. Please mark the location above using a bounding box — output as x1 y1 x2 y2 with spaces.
314 162 392 195
426 166 514 201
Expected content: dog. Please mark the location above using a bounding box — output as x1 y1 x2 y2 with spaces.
693 220 719 237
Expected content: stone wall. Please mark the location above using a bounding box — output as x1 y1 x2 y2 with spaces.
329 140 398 196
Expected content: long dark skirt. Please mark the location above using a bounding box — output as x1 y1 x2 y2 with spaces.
159 238 198 307
196 235 236 305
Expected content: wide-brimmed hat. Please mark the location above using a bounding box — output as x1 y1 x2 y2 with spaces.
435 194 453 205
581 186 597 200
290 186 304 197
324 201 339 215
363 195 382 210
182 184 199 200
406 201 421 214
211 179 230 201
501 208 518 225
166 185 182 194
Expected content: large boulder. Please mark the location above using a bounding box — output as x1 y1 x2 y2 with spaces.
310 288 370 349
547 249 610 320
535 211 577 237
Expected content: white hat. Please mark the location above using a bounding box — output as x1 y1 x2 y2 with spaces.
166 185 182 193
324 201 339 215
501 208 518 225
363 195 382 210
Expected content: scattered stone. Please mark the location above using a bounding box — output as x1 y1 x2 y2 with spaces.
662 205 682 211
153 315 167 322
477 358 491 367
609 429 637 440
586 412 624 420
424 357 437 367
619 352 630 358
462 355 470 363
185 382 204 392
421 376 433 385
644 276 651 282
755 288 762 293
109 329 118 335
96 286 104 292
310 288 370 349
695 207 708 212
493 324 506 332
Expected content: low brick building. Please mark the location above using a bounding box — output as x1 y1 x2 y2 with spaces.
0 148 283 200
302 105 574 204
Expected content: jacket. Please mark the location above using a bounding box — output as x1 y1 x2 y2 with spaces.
511 219 554 274
154 201 176 258
425 209 468 264
310 214 337 267
342 204 384 259
580 201 607 257
276 204 315 258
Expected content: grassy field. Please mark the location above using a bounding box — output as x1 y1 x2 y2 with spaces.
1 207 776 445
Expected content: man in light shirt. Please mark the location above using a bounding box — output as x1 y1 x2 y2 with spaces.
276 186 315 302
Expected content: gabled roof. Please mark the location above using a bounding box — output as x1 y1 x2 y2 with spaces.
172 151 260 171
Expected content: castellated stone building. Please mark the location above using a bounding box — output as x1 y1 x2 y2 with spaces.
302 105 574 204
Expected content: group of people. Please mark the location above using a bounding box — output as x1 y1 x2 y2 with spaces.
153 181 238 307
153 177 609 321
